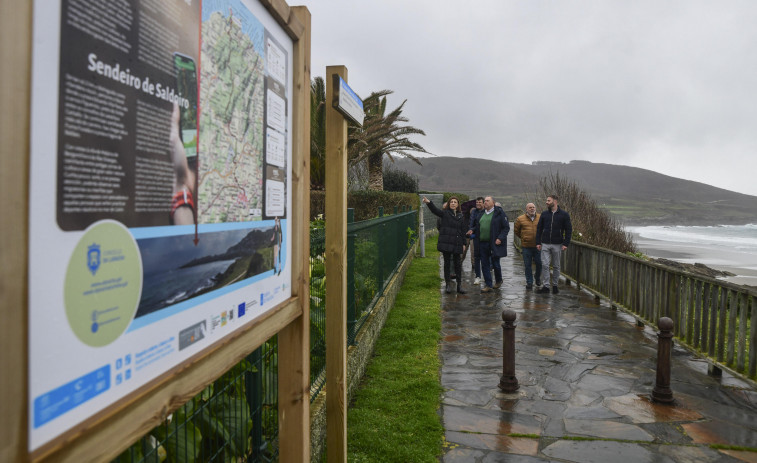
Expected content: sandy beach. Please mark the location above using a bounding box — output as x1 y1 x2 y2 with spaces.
630 231 757 287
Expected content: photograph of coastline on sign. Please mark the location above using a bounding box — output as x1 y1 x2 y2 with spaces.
199 2 267 223
135 226 277 318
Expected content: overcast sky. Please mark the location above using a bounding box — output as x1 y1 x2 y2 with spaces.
305 0 757 196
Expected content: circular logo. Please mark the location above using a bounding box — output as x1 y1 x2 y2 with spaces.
64 220 143 346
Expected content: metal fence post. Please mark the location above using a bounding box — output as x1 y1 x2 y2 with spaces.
652 317 674 404
347 208 356 344
395 212 402 265
245 347 265 458
377 207 385 292
499 309 519 392
419 203 425 257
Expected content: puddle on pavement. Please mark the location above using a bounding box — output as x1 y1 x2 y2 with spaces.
445 430 539 456
604 394 702 423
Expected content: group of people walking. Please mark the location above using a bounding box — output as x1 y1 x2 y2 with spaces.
422 194 572 294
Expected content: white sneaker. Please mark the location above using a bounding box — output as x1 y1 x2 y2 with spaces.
473 277 481 285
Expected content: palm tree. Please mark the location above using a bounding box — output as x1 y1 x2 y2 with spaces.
310 77 326 189
348 90 428 190
310 79 428 191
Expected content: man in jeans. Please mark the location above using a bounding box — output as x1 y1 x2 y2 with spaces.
514 203 542 290
536 195 572 294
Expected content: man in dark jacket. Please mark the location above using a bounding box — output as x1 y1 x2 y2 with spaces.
467 196 509 293
535 194 572 294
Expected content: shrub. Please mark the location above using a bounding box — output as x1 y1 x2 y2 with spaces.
533 172 636 254
383 165 419 193
310 190 419 221
442 192 470 203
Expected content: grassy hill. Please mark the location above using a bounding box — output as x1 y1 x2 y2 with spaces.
393 157 757 225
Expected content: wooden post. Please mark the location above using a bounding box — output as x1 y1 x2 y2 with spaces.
1 1 32 461
325 65 349 463
278 6 311 463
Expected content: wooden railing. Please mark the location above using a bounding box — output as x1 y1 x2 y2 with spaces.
558 241 757 382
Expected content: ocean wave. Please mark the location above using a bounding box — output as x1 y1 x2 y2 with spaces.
628 225 757 249
166 291 188 305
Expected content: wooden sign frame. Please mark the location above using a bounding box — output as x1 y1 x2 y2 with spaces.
0 1 311 461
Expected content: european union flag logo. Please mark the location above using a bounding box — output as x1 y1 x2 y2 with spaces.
238 302 246 317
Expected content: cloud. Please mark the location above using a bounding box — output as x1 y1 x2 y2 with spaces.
309 0 757 195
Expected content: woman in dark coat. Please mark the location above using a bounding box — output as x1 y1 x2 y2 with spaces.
422 196 467 294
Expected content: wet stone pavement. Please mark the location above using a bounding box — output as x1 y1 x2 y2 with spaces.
439 243 757 463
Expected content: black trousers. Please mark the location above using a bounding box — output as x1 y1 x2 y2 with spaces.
443 252 462 284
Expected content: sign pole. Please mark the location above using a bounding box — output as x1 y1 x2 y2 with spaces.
325 65 349 463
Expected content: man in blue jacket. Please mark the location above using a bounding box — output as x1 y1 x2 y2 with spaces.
536 194 572 294
467 196 509 293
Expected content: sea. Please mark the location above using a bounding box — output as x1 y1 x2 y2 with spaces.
136 259 237 317
626 224 757 287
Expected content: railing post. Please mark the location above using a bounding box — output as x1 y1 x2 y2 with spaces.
347 208 356 344
498 309 519 393
378 206 384 217
652 317 675 404
609 254 615 309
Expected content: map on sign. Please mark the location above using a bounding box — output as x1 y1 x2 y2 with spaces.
199 4 266 223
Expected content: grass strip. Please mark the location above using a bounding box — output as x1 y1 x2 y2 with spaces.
346 235 443 462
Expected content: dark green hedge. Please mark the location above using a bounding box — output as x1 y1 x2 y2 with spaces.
419 191 471 204
442 192 470 203
310 190 420 222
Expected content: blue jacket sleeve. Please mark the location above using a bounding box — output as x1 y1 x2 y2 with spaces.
496 211 510 241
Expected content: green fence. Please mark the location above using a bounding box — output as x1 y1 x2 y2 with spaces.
114 338 279 462
309 206 418 398
115 206 417 462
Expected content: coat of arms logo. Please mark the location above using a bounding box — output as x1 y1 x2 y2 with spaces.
87 243 101 275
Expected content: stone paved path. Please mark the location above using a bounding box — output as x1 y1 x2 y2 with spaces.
440 242 757 463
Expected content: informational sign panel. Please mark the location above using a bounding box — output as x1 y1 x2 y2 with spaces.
332 75 364 126
28 0 293 451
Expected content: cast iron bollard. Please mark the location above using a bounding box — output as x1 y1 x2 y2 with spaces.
652 317 675 404
499 309 519 393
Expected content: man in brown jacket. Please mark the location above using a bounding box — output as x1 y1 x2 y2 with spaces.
514 203 542 289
